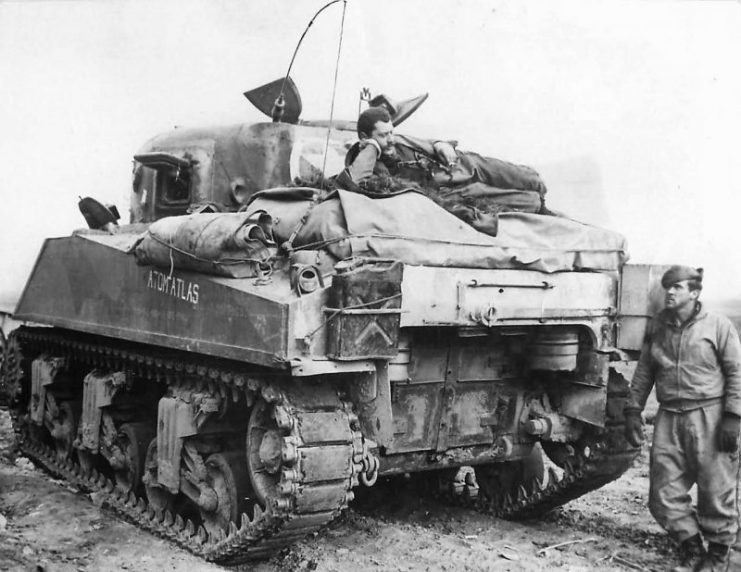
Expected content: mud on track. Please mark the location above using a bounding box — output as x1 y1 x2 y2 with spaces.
0 408 674 572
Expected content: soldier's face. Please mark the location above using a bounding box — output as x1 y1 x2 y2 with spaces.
370 120 394 152
665 280 699 311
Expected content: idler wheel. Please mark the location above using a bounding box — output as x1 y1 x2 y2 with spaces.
113 422 155 495
199 451 249 538
48 397 80 463
247 399 290 510
143 439 176 514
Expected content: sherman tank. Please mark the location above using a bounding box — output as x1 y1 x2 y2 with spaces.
0 74 668 565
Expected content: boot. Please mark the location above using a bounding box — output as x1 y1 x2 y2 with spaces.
693 542 730 572
669 534 706 572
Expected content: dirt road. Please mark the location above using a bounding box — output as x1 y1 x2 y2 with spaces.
0 408 674 572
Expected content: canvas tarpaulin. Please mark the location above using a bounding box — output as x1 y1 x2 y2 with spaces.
132 212 275 277
246 189 628 273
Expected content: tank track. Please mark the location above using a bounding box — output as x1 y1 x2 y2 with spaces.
432 373 639 520
5 326 363 565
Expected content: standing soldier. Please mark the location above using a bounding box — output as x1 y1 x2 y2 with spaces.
624 265 741 572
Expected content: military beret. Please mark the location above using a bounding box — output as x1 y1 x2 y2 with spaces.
661 265 703 288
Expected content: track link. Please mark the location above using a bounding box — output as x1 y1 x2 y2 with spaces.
480 433 637 520
5 326 363 565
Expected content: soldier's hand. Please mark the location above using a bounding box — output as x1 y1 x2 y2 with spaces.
432 141 457 167
624 409 643 448
719 413 741 453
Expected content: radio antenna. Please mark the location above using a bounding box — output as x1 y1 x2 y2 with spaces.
276 0 349 255
318 0 348 185
272 0 345 122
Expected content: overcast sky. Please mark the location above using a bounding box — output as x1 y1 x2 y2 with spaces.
1 0 740 308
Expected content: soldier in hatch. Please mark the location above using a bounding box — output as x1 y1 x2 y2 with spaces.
624 266 741 572
336 106 550 234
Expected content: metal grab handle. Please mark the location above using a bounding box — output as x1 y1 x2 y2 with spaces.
468 279 554 289
457 279 555 324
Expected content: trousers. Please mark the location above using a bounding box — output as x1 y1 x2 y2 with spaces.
649 402 739 545
455 151 547 195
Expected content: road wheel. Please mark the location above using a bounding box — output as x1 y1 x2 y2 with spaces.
48 397 79 463
143 438 176 513
199 451 249 538
114 422 155 495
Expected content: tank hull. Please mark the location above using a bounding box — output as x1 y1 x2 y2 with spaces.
5 231 656 565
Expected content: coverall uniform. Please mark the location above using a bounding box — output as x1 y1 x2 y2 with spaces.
626 304 741 546
338 135 548 236
343 135 546 196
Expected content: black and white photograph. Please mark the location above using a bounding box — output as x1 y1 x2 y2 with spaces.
1 1 740 570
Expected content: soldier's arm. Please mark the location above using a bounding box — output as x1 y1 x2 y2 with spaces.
393 133 437 157
717 317 741 417
626 319 657 413
432 141 458 166
626 341 656 413
393 133 462 171
341 141 381 187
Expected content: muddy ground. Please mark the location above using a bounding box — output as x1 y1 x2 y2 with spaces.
0 407 684 572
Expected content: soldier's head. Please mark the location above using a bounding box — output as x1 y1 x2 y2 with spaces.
661 265 703 312
357 106 393 152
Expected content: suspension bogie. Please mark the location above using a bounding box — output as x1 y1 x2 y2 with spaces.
3 328 371 562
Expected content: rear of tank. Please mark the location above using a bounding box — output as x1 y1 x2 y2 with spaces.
294 258 664 470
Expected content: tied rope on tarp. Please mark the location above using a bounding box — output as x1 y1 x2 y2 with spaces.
244 188 629 274
130 211 277 278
